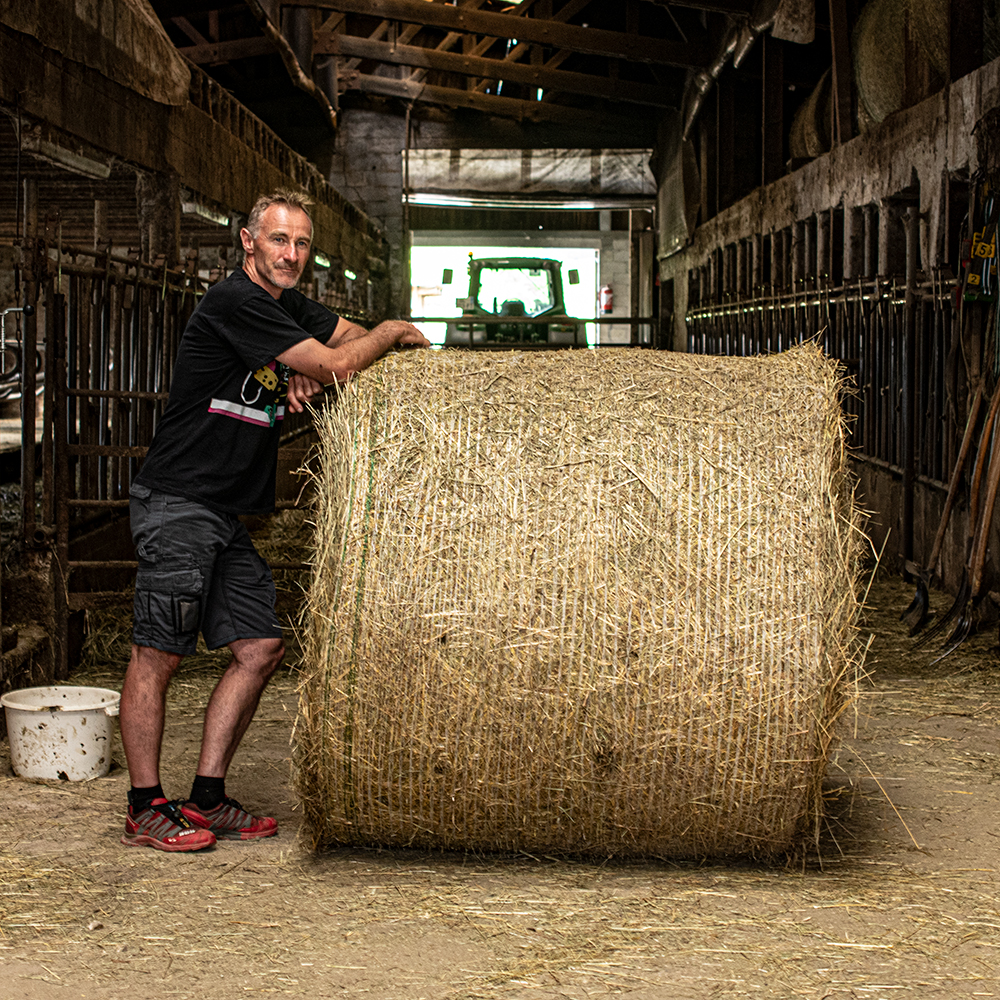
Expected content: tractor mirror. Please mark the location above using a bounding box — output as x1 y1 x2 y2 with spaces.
442 268 453 284
568 269 580 285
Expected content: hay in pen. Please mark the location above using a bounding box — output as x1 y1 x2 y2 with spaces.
295 345 865 859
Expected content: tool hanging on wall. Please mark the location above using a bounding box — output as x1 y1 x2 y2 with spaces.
902 380 984 634
915 375 1000 649
962 182 999 304
935 401 1000 661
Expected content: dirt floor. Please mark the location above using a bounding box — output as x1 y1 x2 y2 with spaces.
3 572 1000 999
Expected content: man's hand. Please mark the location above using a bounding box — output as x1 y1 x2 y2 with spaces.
328 318 431 350
286 373 325 414
279 320 431 387
377 320 432 348
399 328 432 348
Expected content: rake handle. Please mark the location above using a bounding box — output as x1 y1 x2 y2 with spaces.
968 383 1000 536
925 381 984 574
970 402 1000 596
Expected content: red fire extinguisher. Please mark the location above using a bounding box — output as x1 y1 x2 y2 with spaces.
599 284 613 314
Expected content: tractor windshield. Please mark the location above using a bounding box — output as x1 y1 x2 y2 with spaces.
475 265 557 317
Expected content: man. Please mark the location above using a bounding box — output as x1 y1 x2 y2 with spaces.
118 189 429 851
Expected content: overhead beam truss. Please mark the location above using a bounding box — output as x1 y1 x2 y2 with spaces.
177 0 726 120
280 0 709 67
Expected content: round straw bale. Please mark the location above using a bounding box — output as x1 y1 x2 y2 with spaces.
295 345 864 859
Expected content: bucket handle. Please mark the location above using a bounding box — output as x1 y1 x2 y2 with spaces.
104 703 120 717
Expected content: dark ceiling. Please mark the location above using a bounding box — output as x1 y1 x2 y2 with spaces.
148 0 830 157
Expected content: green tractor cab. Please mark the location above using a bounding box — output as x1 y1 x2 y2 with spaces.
444 257 582 348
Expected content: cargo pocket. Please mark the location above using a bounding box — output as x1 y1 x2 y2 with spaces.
135 566 204 644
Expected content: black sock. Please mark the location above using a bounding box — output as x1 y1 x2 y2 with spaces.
189 775 226 810
128 784 165 812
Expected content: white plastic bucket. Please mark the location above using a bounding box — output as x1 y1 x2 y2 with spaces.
1 686 121 781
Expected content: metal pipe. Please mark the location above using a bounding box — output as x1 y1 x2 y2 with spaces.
21 177 38 549
900 206 920 575
843 206 864 280
863 204 876 278
681 0 781 140
817 210 831 285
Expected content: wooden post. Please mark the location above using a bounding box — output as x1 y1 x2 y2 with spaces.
843 205 864 280
817 210 831 284
900 207 920 575
771 228 784 292
863 204 877 278
135 170 180 266
828 0 854 144
93 199 109 251
792 219 806 290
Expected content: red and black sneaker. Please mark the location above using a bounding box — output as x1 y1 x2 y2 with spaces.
181 797 278 841
121 798 217 852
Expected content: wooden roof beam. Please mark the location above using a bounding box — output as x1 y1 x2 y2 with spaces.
466 0 592 94
282 0 709 66
403 0 588 90
318 33 675 106
346 72 643 129
339 0 487 77
180 36 274 62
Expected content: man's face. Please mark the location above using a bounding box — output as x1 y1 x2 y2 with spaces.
241 204 313 298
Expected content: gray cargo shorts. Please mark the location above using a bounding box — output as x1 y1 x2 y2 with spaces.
129 484 283 655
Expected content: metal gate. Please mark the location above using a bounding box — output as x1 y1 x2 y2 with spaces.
11 235 314 678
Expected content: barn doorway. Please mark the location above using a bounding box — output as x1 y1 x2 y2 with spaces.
410 243 600 346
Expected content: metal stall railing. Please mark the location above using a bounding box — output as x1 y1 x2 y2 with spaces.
15 239 316 678
684 275 957 491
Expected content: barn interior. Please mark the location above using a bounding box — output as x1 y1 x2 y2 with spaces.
3 0 998 690
5 1 1000 994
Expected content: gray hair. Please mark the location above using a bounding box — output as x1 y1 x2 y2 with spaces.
245 189 314 238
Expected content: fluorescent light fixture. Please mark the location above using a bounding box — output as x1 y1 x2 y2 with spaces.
314 252 331 268
181 201 230 227
406 192 655 210
344 268 357 280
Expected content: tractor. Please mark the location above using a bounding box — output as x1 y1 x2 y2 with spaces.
443 257 583 348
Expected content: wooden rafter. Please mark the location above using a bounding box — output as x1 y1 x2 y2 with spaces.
349 72 635 127
281 0 709 66
467 0 592 96
315 33 674 106
341 0 487 79
166 0 719 125
405 0 493 88
180 36 274 61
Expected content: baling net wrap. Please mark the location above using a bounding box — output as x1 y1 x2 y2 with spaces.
295 345 864 859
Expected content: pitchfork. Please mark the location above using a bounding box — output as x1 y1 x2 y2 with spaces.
915 382 1000 649
902 382 983 634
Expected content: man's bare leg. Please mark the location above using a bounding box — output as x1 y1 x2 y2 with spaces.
195 636 285 779
178 637 284 840
119 644 184 788
119 644 217 850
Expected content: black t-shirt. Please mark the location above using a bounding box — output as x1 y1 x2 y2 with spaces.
135 268 339 514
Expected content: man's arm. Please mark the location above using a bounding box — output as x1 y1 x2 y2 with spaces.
326 316 370 347
282 319 429 412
